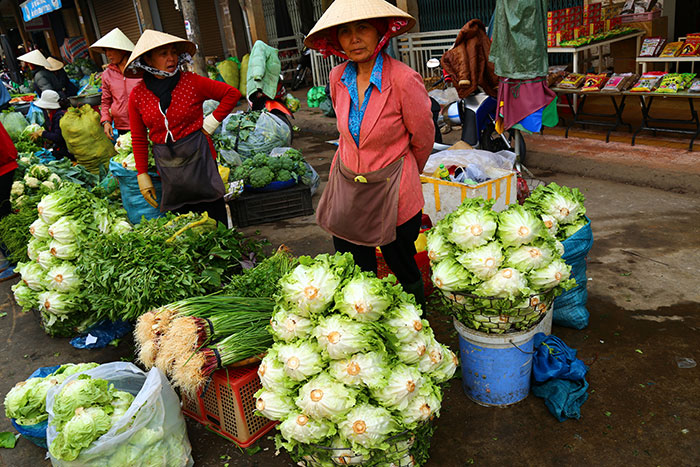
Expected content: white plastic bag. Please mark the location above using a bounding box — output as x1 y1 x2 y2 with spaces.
423 148 517 175
46 362 193 467
221 111 291 159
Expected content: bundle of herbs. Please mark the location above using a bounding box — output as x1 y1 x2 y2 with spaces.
78 213 267 323
223 245 299 298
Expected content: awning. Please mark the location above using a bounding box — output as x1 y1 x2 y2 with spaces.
20 0 62 22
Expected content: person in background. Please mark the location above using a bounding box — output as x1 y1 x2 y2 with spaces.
31 90 72 160
17 49 61 95
90 28 142 138
46 57 79 98
0 121 18 281
125 30 241 225
306 0 434 306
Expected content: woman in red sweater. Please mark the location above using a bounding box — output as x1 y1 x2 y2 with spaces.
0 121 19 281
125 30 241 225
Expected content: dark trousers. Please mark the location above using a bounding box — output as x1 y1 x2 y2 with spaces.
0 169 14 218
173 197 228 226
333 211 422 285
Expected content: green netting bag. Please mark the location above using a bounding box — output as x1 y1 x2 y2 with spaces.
216 58 240 89
1 111 30 141
239 54 250 96
59 105 116 174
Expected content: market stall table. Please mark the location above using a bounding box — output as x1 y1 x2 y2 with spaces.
552 87 631 142
636 56 700 74
548 31 645 74
623 90 700 151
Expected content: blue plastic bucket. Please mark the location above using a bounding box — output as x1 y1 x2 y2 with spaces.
453 317 541 407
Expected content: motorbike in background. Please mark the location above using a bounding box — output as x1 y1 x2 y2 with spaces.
291 47 312 91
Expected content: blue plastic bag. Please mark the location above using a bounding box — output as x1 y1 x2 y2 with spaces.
9 365 61 448
26 102 45 126
553 218 593 329
70 320 133 349
109 158 164 224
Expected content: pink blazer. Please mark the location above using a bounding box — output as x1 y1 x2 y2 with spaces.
329 54 434 226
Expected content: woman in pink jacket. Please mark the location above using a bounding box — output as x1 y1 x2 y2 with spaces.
306 0 434 305
90 28 142 137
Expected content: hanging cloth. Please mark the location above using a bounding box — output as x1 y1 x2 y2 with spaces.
495 77 556 133
489 0 549 80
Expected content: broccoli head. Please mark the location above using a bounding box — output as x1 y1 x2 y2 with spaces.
249 166 275 188
276 169 293 182
268 156 283 172
232 165 251 182
252 153 269 168
279 155 294 171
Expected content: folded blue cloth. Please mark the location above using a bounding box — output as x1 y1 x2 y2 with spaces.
532 378 589 422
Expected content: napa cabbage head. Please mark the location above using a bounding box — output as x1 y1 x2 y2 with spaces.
51 375 113 428
49 406 113 461
29 217 51 241
314 314 376 360
504 240 556 272
426 228 452 262
475 267 530 299
27 237 46 262
418 335 446 373
338 403 399 450
391 331 429 365
430 258 474 292
295 372 356 422
529 258 575 291
446 199 498 250
49 240 79 260
18 261 46 291
11 282 38 311
254 388 296 421
455 241 504 280
497 204 544 248
280 412 336 444
370 363 423 411
401 382 442 427
329 351 389 389
37 249 61 271
430 345 459 384
257 349 296 392
269 305 315 342
47 263 81 293
541 214 559 237
48 217 84 244
525 182 586 225
383 302 427 344
335 272 395 322
279 254 353 316
275 340 325 381
39 290 81 316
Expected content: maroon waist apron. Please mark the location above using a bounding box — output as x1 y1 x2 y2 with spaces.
152 130 225 212
316 154 404 247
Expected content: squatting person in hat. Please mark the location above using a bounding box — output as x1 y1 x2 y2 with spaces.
90 28 142 138
308 0 434 306
17 50 61 96
46 57 79 99
30 90 72 160
126 30 241 225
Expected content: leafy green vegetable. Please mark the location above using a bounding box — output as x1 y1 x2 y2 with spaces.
0 432 17 449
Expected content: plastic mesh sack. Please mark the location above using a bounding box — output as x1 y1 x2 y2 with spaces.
109 159 163 224
221 111 291 159
553 218 593 330
60 105 116 174
46 362 194 467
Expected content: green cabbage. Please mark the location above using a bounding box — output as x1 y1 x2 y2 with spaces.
51 375 113 428
49 406 112 461
335 272 395 322
295 372 356 421
497 204 544 248
455 241 504 280
446 199 498 250
475 267 530 299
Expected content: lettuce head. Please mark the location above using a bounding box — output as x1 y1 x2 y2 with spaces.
446 199 498 250
313 315 376 360
426 228 452 263
269 305 315 342
258 349 296 392
328 351 389 389
474 267 530 299
455 241 504 280
47 263 82 293
29 217 51 242
497 204 544 248
529 258 574 291
370 363 423 411
51 375 113 428
279 254 351 316
335 272 395 322
430 258 474 292
401 382 442 426
505 240 556 272
12 282 38 311
525 182 586 225
295 372 356 422
49 406 113 461
383 302 427 344
276 340 325 381
338 403 399 450
254 388 296 421
280 412 336 444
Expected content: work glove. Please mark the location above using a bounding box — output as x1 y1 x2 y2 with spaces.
202 114 221 136
137 173 158 208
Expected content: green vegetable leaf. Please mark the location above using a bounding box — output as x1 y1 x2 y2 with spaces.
0 432 17 449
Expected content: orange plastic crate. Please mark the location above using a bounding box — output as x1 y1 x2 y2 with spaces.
181 364 277 448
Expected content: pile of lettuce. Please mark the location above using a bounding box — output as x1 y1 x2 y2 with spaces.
47 374 135 461
524 182 587 241
427 197 577 328
11 183 131 337
255 253 457 466
111 132 156 172
4 363 98 426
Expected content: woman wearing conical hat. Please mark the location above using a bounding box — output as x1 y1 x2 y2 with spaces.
124 30 241 225
45 57 79 98
90 28 142 138
17 50 61 96
309 0 434 307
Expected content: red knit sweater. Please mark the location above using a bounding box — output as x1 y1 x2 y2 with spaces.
129 71 241 175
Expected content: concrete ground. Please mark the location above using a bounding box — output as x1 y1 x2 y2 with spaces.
1 97 699 467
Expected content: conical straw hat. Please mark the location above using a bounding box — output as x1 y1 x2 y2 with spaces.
124 29 196 77
45 57 65 72
17 49 51 68
90 28 136 53
304 0 415 49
